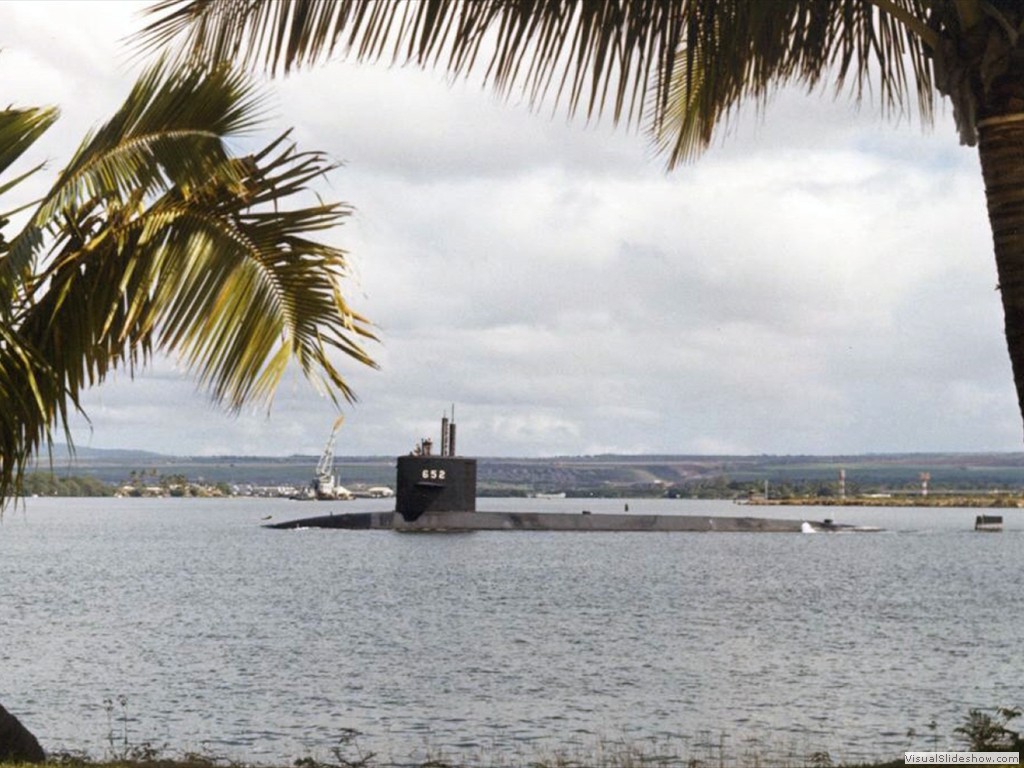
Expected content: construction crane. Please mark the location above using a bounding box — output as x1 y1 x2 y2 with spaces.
312 416 351 500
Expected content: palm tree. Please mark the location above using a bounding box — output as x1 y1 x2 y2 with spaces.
0 56 377 759
0 59 377 506
136 0 1024 437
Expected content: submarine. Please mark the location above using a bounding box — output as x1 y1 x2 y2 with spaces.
265 415 878 534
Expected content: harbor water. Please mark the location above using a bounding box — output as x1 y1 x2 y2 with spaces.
1 496 1021 765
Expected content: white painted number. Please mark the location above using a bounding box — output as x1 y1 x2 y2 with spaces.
421 469 446 480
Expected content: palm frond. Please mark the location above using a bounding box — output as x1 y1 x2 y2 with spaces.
652 0 936 167
0 106 58 302
2 62 376 505
137 0 941 167
0 106 58 178
139 0 687 128
0 161 48 210
6 60 267 299
0 323 74 502
17 129 375 420
37 58 266 226
148 136 378 410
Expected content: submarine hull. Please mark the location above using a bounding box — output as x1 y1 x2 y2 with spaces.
394 510 807 532
265 508 847 533
264 511 393 530
264 424 878 533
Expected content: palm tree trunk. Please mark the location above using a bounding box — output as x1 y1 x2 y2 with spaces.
978 113 1024 436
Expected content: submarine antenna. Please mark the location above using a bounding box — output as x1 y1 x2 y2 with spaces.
448 404 456 456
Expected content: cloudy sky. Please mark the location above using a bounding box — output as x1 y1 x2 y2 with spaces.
1 1 1016 458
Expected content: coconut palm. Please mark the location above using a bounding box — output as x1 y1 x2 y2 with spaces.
137 0 1024 436
0 59 376 505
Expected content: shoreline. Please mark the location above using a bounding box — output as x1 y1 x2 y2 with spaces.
743 495 1024 508
0 750 941 768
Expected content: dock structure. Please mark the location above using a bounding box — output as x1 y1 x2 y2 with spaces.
266 415 875 534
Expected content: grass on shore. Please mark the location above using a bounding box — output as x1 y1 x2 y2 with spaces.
8 710 1022 768
0 751 1017 768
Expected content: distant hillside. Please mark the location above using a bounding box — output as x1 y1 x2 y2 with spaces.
476 453 1024 496
37 447 395 488
33 447 1024 497
43 444 166 462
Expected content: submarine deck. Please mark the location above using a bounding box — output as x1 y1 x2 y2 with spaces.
264 509 871 533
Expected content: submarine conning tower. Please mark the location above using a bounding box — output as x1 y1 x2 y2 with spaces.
395 413 476 522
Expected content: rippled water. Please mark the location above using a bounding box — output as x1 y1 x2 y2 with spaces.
1 497 1022 765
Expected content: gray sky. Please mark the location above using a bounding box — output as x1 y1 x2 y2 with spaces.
2 1 1016 458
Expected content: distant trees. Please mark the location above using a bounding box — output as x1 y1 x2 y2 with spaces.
20 473 113 498
666 477 853 499
18 470 214 497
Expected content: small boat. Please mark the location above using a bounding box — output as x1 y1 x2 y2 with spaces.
975 515 1003 532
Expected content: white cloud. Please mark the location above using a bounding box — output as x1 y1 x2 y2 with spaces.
2 1 1017 457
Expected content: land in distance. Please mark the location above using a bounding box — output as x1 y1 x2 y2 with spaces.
27 446 1024 500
